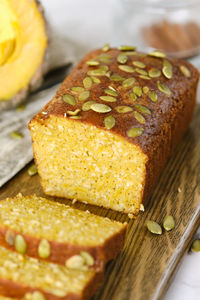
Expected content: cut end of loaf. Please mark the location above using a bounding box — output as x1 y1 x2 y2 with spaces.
30 115 147 214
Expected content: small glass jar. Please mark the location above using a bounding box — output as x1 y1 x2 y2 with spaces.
112 0 200 59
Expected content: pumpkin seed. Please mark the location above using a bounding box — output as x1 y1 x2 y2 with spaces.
134 111 145 124
122 77 136 88
133 86 142 97
87 69 107 76
104 89 118 97
65 255 85 269
67 109 81 116
5 230 15 246
86 60 99 66
132 61 146 68
16 104 26 111
32 292 46 300
143 86 149 94
15 235 27 254
124 51 138 56
100 95 117 102
130 92 137 101
191 239 200 252
91 76 101 84
118 65 135 73
110 75 125 81
108 85 117 91
163 215 175 231
82 101 96 111
180 65 191 78
71 86 84 93
83 77 92 89
10 131 23 139
69 116 82 119
63 94 76 105
115 106 133 113
38 239 51 258
78 91 90 101
28 164 38 176
149 91 158 103
118 45 136 51
104 115 116 129
139 75 151 80
102 43 110 52
148 68 161 78
97 54 112 63
162 60 173 79
127 127 144 138
147 220 162 234
91 103 111 113
80 251 94 266
99 65 109 72
134 104 151 115
157 81 171 95
117 53 128 64
135 68 148 75
149 50 166 58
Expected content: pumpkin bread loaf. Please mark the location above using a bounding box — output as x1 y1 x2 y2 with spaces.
0 246 103 300
0 194 127 269
29 46 199 214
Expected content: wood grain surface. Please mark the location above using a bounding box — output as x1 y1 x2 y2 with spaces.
0 105 200 300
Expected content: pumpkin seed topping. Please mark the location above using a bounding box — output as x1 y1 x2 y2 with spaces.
134 111 146 124
38 239 51 258
10 131 23 139
87 69 107 76
149 50 166 58
28 164 38 176
104 88 118 97
91 76 101 84
108 85 117 91
110 75 125 81
132 61 146 68
99 65 109 72
83 77 93 89
133 86 142 97
127 127 144 138
163 215 175 231
147 220 162 234
191 239 200 252
149 91 158 103
5 230 15 246
78 91 90 101
122 77 136 88
71 87 84 93
118 65 135 73
91 103 111 113
97 54 112 63
63 94 76 105
104 115 116 129
82 101 96 111
102 43 110 52
65 255 85 270
86 60 99 66
115 106 133 113
67 109 81 116
100 95 117 102
117 53 128 64
162 60 173 79
119 45 136 51
148 68 161 78
157 81 171 95
135 68 148 76
69 116 82 119
80 251 94 266
180 65 191 78
130 92 137 101
124 51 138 56
15 235 27 254
134 104 151 115
143 86 149 94
139 75 151 80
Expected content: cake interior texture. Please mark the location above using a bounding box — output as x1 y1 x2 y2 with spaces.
0 246 97 298
0 194 125 246
31 116 147 214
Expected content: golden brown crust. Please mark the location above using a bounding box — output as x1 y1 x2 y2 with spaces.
0 222 127 271
29 47 199 209
0 271 103 300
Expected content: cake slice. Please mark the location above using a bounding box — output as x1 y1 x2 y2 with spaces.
29 46 199 214
0 194 127 269
0 246 102 300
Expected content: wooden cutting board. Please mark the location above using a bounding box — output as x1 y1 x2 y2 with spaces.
0 105 200 300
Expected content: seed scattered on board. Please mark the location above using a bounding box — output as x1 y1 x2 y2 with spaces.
28 164 38 176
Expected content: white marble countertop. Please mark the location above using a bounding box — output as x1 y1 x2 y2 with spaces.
42 1 200 299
